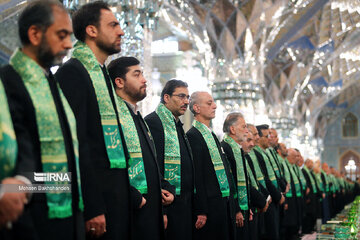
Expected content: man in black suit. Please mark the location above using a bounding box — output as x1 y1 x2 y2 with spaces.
301 159 317 233
241 130 269 240
186 91 236 240
107 57 174 240
280 148 302 240
245 125 271 240
145 79 195 240
221 113 268 240
0 1 84 239
56 2 131 239
252 125 285 240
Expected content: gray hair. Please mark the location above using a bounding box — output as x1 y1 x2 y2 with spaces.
223 112 244 133
189 91 205 115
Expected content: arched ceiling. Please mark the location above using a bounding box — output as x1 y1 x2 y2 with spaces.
160 0 360 139
1 0 360 139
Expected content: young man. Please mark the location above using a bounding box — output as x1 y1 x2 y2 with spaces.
145 79 195 240
0 1 84 239
107 57 174 240
186 91 236 240
56 2 130 239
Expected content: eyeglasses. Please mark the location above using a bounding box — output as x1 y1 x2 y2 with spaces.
172 94 190 100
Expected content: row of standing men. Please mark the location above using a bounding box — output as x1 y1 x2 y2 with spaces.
0 1 359 240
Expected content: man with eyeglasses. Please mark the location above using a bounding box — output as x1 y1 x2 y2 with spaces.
108 57 174 240
145 79 195 240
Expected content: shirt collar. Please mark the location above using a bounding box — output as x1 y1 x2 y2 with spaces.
124 100 139 114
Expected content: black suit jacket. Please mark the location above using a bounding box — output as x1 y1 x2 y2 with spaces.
0 65 83 239
145 111 194 195
245 154 270 200
221 141 248 213
253 148 282 204
267 149 288 192
56 58 131 238
186 127 236 216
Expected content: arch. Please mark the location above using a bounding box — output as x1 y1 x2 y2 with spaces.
342 112 358 138
339 150 360 180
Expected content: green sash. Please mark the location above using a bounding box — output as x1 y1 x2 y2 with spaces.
0 80 17 180
280 157 292 197
10 49 83 218
72 41 126 169
223 135 248 210
245 156 259 190
329 174 338 192
321 170 330 193
248 149 266 188
155 104 181 195
272 149 285 176
254 146 278 188
314 172 324 192
117 98 147 194
193 120 230 197
294 165 307 191
303 166 317 193
285 160 302 197
266 148 281 179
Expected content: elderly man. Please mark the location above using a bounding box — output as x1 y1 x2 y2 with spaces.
186 92 236 240
221 113 250 240
56 2 131 239
280 148 302 240
145 79 195 240
221 113 268 240
0 1 84 239
108 57 175 240
242 131 269 240
268 129 288 193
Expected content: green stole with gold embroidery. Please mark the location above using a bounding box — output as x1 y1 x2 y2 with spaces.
10 49 84 218
248 149 266 188
155 103 181 195
245 155 259 191
223 135 248 210
303 166 317 193
254 146 278 188
266 148 281 179
321 170 329 193
193 120 230 197
0 80 17 180
72 41 126 169
284 159 302 197
117 97 147 194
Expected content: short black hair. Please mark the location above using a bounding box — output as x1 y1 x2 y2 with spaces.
18 0 65 45
108 57 140 84
256 124 269 137
274 143 280 152
160 79 188 104
72 1 110 42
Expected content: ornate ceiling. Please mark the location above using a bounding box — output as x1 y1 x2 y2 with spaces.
1 0 360 139
160 0 360 139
